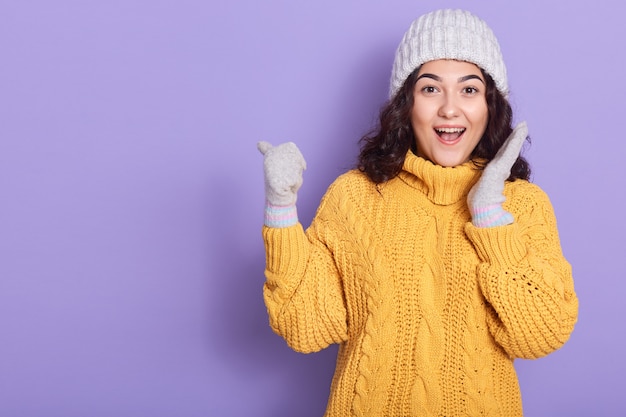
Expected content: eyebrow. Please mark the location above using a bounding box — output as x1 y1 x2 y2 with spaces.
416 73 485 85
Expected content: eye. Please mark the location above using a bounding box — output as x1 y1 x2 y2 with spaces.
421 86 438 94
463 86 479 95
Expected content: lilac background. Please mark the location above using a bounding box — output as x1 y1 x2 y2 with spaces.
0 0 623 416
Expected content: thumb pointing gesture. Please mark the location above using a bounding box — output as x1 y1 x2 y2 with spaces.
257 141 306 228
257 141 306 207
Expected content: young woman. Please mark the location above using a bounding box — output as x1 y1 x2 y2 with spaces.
257 9 578 417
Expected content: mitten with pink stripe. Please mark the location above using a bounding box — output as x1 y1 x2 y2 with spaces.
257 141 306 228
468 122 528 228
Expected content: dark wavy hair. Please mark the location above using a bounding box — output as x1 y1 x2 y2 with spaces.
357 67 531 184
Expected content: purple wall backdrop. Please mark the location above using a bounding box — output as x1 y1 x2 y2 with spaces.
0 1 623 416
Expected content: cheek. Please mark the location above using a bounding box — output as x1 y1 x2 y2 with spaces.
469 103 489 132
410 101 435 131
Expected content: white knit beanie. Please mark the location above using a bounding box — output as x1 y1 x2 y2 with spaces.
389 9 508 98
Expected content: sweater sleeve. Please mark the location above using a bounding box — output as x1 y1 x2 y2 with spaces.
261 183 349 354
464 182 578 359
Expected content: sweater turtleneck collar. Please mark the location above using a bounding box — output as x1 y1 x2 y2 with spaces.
396 151 483 206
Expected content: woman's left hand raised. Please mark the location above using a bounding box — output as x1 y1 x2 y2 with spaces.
467 121 528 228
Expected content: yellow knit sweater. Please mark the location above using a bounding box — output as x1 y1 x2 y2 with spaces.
262 152 578 417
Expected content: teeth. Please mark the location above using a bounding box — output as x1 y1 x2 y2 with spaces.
436 127 465 133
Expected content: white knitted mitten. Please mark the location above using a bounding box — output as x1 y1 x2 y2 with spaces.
257 141 306 228
468 122 528 228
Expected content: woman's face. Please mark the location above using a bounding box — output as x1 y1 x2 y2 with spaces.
410 59 489 167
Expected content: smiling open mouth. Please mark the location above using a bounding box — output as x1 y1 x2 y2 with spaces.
435 127 465 143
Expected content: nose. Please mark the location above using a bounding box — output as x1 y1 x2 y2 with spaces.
438 93 459 118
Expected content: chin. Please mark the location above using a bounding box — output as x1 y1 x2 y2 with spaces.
419 147 472 168
432 156 468 167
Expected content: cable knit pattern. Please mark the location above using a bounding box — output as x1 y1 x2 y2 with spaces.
261 151 578 416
